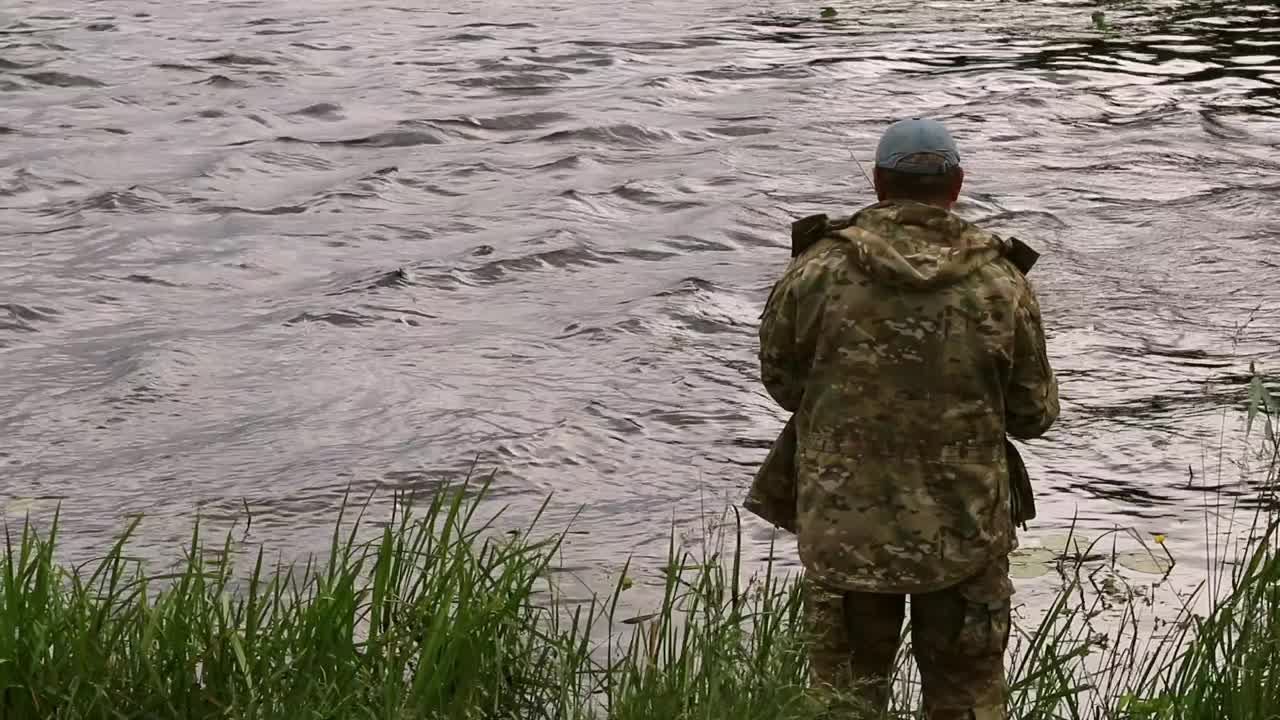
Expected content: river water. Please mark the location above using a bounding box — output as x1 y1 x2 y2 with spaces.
2 0 1278 608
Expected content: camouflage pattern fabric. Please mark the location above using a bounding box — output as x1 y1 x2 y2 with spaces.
743 416 799 533
755 200 1059 594
746 216 1044 537
805 556 1013 720
745 422 1038 536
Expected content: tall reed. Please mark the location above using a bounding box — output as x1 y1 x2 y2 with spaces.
1 373 1275 719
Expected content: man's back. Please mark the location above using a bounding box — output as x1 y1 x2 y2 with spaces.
758 199 1059 594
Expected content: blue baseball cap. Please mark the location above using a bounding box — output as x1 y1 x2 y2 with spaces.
874 118 962 175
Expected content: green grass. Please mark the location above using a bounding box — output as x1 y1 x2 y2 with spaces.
0 483 818 720
1 378 1276 719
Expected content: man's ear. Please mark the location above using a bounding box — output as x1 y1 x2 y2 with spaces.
950 167 966 203
873 167 887 201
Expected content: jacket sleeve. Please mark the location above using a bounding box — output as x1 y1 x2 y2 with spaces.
758 267 813 413
1006 283 1060 439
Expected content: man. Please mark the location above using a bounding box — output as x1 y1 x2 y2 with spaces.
755 118 1060 719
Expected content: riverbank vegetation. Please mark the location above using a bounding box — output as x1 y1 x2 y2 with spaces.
1 375 1276 719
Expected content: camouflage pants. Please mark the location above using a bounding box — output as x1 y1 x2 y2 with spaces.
803 556 1012 720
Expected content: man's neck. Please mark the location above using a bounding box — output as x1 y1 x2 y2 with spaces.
882 197 954 211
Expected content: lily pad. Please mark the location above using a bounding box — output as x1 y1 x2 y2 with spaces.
1038 533 1095 556
1010 547 1057 579
1115 550 1173 575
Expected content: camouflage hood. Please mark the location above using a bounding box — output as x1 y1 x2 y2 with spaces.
832 201 1010 290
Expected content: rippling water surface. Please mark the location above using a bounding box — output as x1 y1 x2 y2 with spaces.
2 0 1278 600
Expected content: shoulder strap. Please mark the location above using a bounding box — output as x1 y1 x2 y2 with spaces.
789 213 828 258
789 211 860 258
1006 237 1040 275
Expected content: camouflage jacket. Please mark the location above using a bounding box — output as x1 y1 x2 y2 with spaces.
755 200 1060 594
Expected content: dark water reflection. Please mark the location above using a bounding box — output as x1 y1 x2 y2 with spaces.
1 0 1277 598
